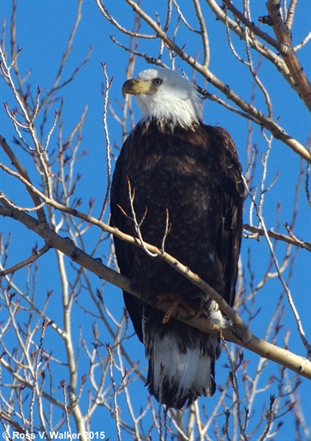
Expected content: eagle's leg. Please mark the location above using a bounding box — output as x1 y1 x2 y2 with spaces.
162 300 179 324
156 293 197 324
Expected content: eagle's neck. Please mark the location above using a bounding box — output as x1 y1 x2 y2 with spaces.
139 116 200 133
136 93 202 131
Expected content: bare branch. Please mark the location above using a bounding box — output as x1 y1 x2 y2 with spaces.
95 0 157 39
294 31 311 52
243 224 311 252
98 63 113 221
0 134 47 224
285 0 298 30
1 203 311 381
193 0 210 67
0 243 51 277
207 0 294 88
266 0 311 112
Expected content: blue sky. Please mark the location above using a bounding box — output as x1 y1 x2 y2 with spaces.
1 1 311 439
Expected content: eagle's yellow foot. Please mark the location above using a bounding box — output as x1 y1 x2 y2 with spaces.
156 294 196 324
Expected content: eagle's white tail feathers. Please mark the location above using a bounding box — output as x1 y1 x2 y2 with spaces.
143 311 220 408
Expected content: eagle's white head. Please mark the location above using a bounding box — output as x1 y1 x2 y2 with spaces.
122 68 202 129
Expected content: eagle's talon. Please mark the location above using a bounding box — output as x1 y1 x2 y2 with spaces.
162 300 179 324
157 293 198 324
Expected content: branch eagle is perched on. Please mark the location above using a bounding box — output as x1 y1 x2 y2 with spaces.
110 68 243 409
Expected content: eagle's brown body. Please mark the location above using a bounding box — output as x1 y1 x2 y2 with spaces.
111 117 243 408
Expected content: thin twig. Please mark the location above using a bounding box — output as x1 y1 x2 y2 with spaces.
106 344 122 441
243 223 311 252
0 243 51 277
99 63 113 221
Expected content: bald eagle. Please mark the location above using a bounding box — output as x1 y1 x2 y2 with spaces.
110 68 243 409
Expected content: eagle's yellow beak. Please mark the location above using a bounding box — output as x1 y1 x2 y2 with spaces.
122 78 155 97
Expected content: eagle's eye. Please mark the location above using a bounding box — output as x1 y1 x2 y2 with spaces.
152 78 162 86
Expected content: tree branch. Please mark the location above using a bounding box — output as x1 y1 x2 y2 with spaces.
243 223 311 252
0 242 51 276
0 134 47 224
1 204 310 380
266 0 311 112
